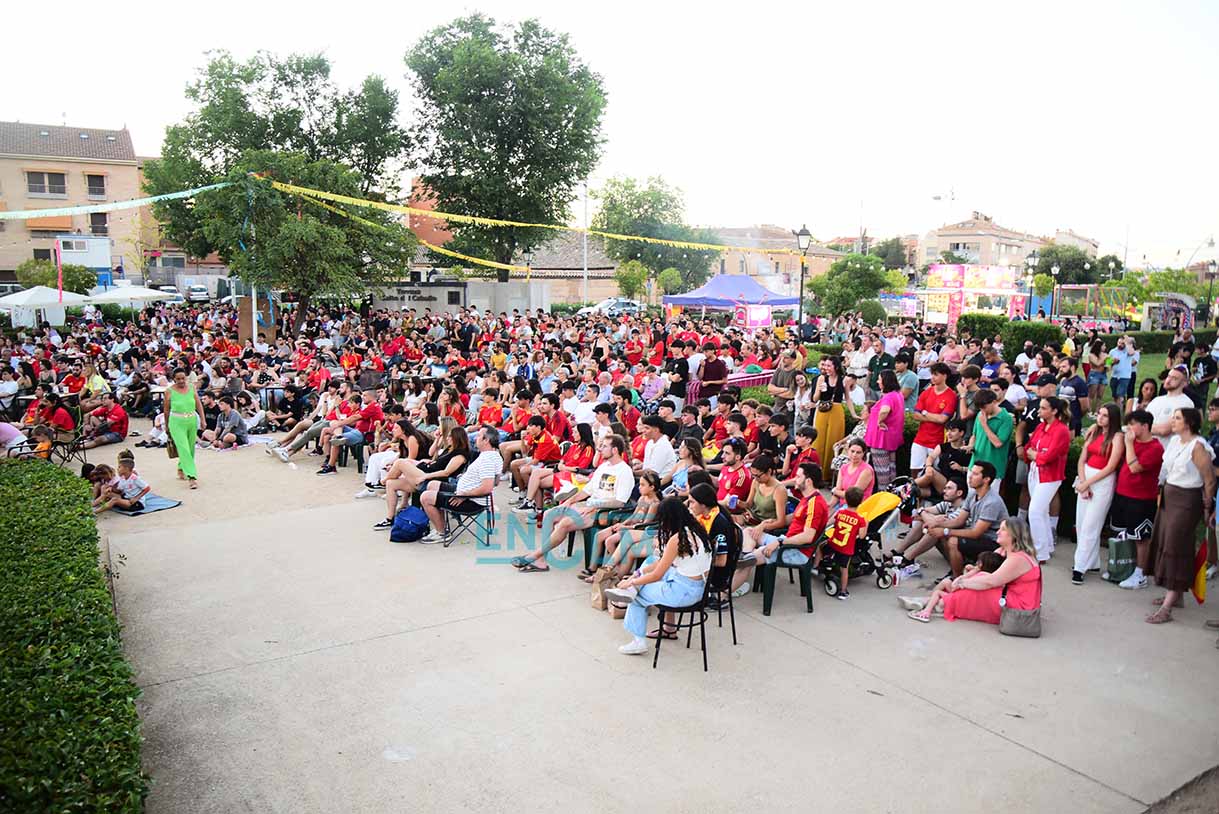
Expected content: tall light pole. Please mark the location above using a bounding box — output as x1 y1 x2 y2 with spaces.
793 224 812 329
1207 259 1218 325
1051 264 1061 322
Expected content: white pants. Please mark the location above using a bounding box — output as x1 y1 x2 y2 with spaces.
1074 465 1115 573
1028 463 1061 562
364 450 400 487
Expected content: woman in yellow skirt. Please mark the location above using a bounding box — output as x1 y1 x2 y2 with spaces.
811 356 846 483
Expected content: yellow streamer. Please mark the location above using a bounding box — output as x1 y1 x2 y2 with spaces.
299 194 528 273
265 178 816 258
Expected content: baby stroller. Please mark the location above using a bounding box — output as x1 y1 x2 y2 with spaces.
819 489 904 597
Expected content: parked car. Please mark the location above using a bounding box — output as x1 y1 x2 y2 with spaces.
0 283 24 297
577 297 644 317
186 285 210 303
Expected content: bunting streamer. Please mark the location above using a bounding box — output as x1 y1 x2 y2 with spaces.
265 179 816 257
0 182 234 220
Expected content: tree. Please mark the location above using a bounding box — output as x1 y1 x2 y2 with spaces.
14 260 97 294
882 269 909 293
189 151 416 330
870 236 909 270
591 176 720 291
858 300 887 325
1030 243 1095 285
614 260 649 301
657 267 683 294
405 14 607 265
1032 273 1056 297
143 51 409 261
939 250 970 265
807 253 889 315
1095 253 1124 281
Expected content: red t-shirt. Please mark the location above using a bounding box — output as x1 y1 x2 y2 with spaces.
649 341 666 367
825 507 866 557
92 404 129 439
562 444 595 469
743 422 759 446
48 406 76 432
355 402 384 436
340 353 361 372
1116 437 1164 501
546 410 572 443
629 433 648 463
477 405 502 426
1084 432 1120 469
791 445 822 473
624 340 644 366
619 404 641 436
716 463 752 504
914 386 958 448
709 414 729 444
61 374 85 394
292 351 314 370
403 347 423 362
527 430 562 463
788 492 830 556
307 367 332 390
503 406 531 432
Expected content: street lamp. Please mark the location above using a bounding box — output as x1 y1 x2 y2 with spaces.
1207 259 1219 325
793 224 812 330
1050 264 1061 322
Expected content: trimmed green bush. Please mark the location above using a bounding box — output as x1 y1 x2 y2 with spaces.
808 343 843 357
0 460 148 812
1001 322 1065 362
956 313 1007 341
1084 329 1217 354
858 300 887 325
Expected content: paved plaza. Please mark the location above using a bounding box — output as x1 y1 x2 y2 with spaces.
102 422 1218 813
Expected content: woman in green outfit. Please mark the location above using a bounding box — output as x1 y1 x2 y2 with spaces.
165 368 206 490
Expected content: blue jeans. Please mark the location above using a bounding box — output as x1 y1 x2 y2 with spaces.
758 533 811 565
624 567 704 637
336 426 363 446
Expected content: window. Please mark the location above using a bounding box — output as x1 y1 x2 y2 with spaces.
719 258 726 275
60 239 87 251
152 255 185 269
774 261 780 274
86 174 106 198
446 291 462 306
738 257 745 273
33 249 52 261
90 212 108 235
26 171 66 196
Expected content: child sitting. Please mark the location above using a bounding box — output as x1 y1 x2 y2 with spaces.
815 486 867 600
89 464 119 506
20 425 54 460
907 550 1004 622
94 457 151 515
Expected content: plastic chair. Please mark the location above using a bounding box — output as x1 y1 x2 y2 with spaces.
752 536 820 616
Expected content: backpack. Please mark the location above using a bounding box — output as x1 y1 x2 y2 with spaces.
390 506 430 543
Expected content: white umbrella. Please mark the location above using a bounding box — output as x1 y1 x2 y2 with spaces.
86 286 176 304
0 285 89 309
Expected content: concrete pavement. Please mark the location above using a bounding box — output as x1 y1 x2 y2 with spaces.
102 427 1218 813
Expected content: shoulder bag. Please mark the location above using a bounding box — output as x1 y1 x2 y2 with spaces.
998 569 1042 638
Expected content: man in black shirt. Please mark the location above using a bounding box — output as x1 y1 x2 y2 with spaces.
656 400 681 440
1189 343 1217 408
664 340 690 410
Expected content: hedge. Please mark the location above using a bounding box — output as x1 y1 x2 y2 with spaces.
956 313 1008 341
0 460 148 812
1085 329 1217 354
1001 322 1064 362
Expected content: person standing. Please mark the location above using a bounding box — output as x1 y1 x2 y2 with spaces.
968 389 1013 494
1147 365 1195 447
864 370 905 490
1025 397 1071 563
1146 408 1216 624
1106 336 1134 402
1112 410 1165 590
811 356 846 482
165 367 205 490
910 363 958 477
1071 403 1125 584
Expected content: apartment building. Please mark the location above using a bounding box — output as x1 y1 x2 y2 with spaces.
707 225 842 297
919 212 1099 268
0 121 140 283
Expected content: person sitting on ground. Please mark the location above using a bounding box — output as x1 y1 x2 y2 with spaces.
88 463 119 502
604 495 710 655
265 386 305 432
933 462 1010 577
904 517 1041 624
512 434 635 573
82 392 129 449
94 457 150 515
890 474 967 573
814 486 867 600
415 426 501 544
201 395 248 449
583 470 662 583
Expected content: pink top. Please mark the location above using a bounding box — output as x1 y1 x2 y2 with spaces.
837 460 875 502
864 391 906 451
944 552 1042 625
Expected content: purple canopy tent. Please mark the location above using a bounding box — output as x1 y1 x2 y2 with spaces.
661 273 798 309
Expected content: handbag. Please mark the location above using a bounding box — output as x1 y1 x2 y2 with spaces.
166 433 178 459
998 579 1042 638
589 566 616 611
817 400 833 413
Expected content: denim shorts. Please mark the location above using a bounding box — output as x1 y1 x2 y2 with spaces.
338 426 363 446
1087 371 1107 386
758 533 811 565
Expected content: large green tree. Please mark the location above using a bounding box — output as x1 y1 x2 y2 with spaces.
591 176 720 291
870 236 909 270
1030 243 1095 285
405 14 607 266
14 260 96 294
189 151 415 328
143 51 408 260
808 253 889 315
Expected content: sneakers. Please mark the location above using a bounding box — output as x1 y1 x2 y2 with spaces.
354 487 378 499
512 499 536 514
372 518 394 530
1208 564 1218 581
1071 570 1084 585
316 465 336 475
736 550 757 566
731 582 752 598
836 590 851 601
276 448 291 463
604 586 638 603
898 595 926 611
265 445 278 456
419 530 449 545
618 638 649 655
308 448 323 456
1119 572 1148 590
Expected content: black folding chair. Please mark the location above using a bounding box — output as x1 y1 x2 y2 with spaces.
441 491 496 548
653 523 743 672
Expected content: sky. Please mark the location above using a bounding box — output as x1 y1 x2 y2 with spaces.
7 0 1218 267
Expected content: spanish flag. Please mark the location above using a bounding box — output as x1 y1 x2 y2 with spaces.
1192 542 1208 604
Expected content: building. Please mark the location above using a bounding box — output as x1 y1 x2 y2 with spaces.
919 211 1047 268
1053 229 1099 258
0 121 140 284
706 225 842 297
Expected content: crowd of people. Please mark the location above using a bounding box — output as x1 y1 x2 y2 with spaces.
4 297 1219 652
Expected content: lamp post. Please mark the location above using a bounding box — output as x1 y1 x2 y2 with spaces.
1050 264 1061 322
793 224 812 329
1207 259 1218 326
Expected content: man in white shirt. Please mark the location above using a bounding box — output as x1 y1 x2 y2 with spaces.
636 415 677 479
1014 342 1036 375
513 435 635 572
1148 364 1195 447
416 426 502 543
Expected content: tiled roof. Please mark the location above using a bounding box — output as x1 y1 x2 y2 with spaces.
0 121 136 162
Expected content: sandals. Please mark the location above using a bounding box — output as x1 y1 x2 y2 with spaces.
188 478 198 490
509 556 531 568
907 609 931 623
1150 595 1185 608
518 562 549 573
1145 608 1173 624
647 626 678 640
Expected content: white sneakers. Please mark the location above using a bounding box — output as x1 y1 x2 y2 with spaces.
275 448 291 463
353 487 378 499
898 595 926 611
604 586 638 603
1119 573 1148 590
618 637 649 655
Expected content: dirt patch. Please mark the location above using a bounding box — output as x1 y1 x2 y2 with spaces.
1144 765 1219 814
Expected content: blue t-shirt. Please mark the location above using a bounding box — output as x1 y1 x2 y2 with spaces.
1107 348 1133 379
